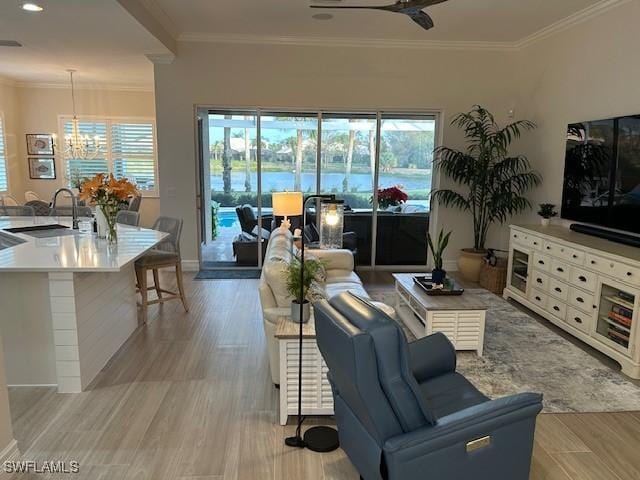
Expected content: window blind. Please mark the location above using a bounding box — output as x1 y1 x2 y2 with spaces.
111 122 156 192
62 118 158 195
0 116 8 192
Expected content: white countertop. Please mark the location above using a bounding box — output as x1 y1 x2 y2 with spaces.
0 216 167 272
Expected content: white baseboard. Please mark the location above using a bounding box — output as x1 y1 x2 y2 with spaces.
181 260 200 272
0 439 19 463
7 384 57 388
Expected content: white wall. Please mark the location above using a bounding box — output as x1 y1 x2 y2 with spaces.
0 81 22 198
515 1 640 223
16 87 160 226
2 85 159 227
154 41 521 265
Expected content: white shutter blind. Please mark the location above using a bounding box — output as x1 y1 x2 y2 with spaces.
63 120 109 180
111 122 156 192
0 116 7 192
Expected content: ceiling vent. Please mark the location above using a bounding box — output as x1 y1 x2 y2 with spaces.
0 40 22 47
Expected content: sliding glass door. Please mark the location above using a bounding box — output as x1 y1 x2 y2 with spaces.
203 112 259 268
375 115 435 265
199 109 437 270
320 114 377 265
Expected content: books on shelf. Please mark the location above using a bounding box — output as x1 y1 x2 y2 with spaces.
612 304 633 318
604 295 635 310
618 291 635 303
608 325 630 347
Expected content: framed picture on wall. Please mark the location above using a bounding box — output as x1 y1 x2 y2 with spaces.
28 157 56 180
26 133 55 155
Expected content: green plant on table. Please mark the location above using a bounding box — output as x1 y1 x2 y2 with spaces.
427 229 452 270
286 257 325 304
537 203 558 219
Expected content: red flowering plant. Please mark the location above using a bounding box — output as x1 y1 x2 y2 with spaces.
374 185 409 209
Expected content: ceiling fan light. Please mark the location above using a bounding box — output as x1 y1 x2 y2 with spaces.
21 3 44 12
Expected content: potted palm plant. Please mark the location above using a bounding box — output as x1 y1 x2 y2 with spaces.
427 229 452 285
432 106 542 281
286 256 325 323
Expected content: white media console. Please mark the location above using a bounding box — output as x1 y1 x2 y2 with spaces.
504 224 640 378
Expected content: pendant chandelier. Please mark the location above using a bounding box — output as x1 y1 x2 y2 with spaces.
64 69 101 160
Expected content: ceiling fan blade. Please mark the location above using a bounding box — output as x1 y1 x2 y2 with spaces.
310 4 387 9
408 10 434 30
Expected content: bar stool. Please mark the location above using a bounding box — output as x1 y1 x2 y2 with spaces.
115 210 140 226
135 216 188 323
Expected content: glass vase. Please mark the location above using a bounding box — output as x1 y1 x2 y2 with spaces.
98 205 118 244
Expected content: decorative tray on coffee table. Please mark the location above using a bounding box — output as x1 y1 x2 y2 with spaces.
413 275 464 296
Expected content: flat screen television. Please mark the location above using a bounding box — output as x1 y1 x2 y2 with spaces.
562 115 640 234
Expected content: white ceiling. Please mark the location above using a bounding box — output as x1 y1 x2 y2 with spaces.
154 0 604 43
0 0 623 87
0 0 169 87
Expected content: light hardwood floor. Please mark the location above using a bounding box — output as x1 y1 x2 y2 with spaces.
5 272 640 480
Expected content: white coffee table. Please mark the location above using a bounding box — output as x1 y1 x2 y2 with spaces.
393 273 487 356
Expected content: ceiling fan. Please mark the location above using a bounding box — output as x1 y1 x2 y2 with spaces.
310 0 449 31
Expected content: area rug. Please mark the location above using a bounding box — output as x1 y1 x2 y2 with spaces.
194 270 261 280
371 289 640 413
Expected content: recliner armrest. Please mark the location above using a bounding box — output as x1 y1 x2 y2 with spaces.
383 392 543 455
408 332 456 382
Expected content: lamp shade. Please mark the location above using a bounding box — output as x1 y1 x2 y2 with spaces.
272 191 303 217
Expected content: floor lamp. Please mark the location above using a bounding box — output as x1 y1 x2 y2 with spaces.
272 191 341 453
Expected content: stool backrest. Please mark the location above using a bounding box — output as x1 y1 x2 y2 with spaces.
152 216 182 254
115 210 140 226
128 195 142 212
0 205 35 217
25 191 41 202
1 195 19 207
50 206 93 217
25 200 51 216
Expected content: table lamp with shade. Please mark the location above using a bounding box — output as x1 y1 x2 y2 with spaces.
272 191 303 230
271 191 341 453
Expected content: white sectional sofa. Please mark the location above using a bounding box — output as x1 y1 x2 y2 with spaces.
259 228 391 385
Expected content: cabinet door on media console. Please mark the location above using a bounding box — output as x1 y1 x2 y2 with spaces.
509 247 531 296
594 279 639 359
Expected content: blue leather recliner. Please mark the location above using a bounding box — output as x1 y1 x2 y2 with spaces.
313 292 543 480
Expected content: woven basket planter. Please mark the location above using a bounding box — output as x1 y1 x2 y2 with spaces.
479 260 508 295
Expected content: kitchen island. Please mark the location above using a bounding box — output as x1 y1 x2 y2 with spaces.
0 216 166 393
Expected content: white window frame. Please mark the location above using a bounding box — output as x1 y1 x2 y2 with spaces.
57 115 159 197
0 111 9 193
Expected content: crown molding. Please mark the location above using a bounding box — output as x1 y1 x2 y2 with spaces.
177 32 517 52
14 82 154 93
146 53 175 64
514 0 631 49
176 0 629 52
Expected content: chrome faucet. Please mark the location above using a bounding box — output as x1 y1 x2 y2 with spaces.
51 188 79 229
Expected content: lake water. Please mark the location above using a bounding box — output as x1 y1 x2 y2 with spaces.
211 171 431 193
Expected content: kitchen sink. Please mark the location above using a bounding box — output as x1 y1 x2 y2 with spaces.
0 232 26 250
3 224 77 239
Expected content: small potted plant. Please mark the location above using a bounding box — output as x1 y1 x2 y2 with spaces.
538 203 558 226
286 256 325 323
427 229 452 285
